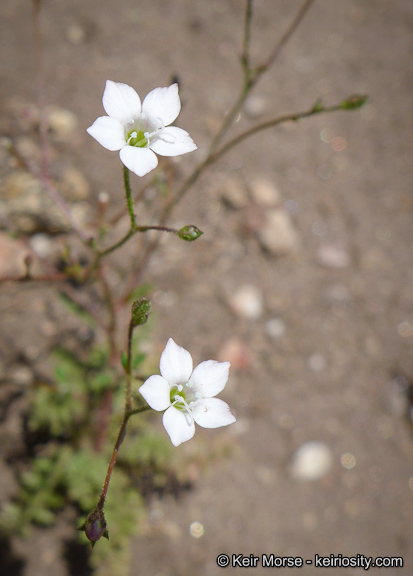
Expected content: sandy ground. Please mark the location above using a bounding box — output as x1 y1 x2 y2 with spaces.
1 0 413 575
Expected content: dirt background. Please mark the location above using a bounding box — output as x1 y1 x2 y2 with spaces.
1 0 413 575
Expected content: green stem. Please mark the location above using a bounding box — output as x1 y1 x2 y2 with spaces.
123 166 136 230
241 0 253 72
209 103 342 163
124 315 135 414
97 229 135 260
97 404 150 510
135 225 176 234
97 304 151 510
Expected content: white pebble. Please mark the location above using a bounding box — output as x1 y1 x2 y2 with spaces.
317 244 350 268
249 178 281 207
266 318 285 338
30 234 54 258
229 285 263 319
291 441 333 481
244 95 266 118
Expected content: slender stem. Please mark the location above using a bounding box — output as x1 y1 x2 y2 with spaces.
123 166 137 230
209 103 342 163
108 178 156 227
125 318 134 414
128 406 151 417
97 403 150 509
97 294 152 509
208 88 250 156
97 229 135 260
258 0 316 73
241 0 253 71
135 225 176 234
97 411 127 510
208 0 315 157
94 225 177 266
164 155 214 215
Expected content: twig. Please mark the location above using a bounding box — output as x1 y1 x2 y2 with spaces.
258 0 316 74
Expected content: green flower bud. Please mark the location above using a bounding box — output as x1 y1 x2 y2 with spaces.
131 298 151 327
177 225 204 242
340 95 368 110
80 507 109 548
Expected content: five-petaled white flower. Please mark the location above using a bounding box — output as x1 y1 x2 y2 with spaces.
139 338 236 447
87 81 197 177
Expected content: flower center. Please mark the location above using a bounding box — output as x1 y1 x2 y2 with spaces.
170 383 198 425
126 130 148 148
170 384 187 408
126 116 164 149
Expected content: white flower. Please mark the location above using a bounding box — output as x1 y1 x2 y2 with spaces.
87 81 197 177
139 338 236 447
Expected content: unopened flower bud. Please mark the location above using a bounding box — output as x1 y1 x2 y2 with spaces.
177 225 204 242
340 94 368 110
81 507 109 548
131 298 151 327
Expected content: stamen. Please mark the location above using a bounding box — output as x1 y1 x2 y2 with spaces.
126 131 138 145
171 395 194 426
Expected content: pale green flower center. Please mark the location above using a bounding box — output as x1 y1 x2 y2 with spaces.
170 382 198 416
170 384 187 410
126 130 148 148
126 115 165 149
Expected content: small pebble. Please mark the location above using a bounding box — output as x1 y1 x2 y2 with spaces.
219 177 249 209
244 95 266 118
291 441 333 481
317 244 350 268
249 178 281 207
257 209 299 256
10 365 34 386
229 285 263 319
30 234 54 259
265 318 285 339
48 107 78 138
307 353 326 372
67 23 85 44
218 338 250 370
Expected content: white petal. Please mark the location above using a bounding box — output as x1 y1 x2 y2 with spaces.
102 80 141 124
86 116 126 151
138 375 171 411
150 127 197 157
142 84 181 127
119 146 158 177
192 398 236 429
160 338 193 386
163 406 195 446
189 360 230 398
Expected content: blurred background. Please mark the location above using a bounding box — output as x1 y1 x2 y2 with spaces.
1 0 413 574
